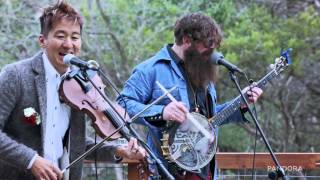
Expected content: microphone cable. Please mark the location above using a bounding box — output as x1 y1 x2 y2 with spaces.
96 67 129 120
95 133 98 180
243 72 259 180
86 62 129 180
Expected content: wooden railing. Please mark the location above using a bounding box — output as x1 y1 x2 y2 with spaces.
215 152 320 169
122 152 320 179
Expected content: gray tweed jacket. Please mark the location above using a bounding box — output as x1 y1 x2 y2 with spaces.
0 52 119 180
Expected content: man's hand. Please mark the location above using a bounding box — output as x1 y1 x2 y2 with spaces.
241 85 263 110
246 86 263 103
162 101 188 123
31 155 62 180
116 138 146 160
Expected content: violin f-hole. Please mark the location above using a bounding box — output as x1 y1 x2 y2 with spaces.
82 100 99 110
103 108 131 139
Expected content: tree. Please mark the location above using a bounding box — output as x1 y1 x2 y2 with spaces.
0 0 319 170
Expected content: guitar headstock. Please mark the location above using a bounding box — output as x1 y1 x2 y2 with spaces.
270 48 293 74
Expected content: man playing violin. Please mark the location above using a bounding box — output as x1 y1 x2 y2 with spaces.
0 1 145 180
118 13 262 179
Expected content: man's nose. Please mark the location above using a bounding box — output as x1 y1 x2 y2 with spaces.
62 38 73 49
201 48 213 56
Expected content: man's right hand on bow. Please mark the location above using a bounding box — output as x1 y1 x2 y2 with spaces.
31 155 62 180
162 101 188 123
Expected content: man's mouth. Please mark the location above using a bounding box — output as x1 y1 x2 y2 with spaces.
201 50 213 56
59 52 74 57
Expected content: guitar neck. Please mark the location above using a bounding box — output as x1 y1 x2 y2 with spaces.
212 69 279 127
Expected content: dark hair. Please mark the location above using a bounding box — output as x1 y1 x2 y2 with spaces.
174 12 223 48
39 0 83 37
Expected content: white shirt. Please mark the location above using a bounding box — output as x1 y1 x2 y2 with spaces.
43 52 71 168
27 52 71 169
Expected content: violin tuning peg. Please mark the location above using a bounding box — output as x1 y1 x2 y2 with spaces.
269 64 275 69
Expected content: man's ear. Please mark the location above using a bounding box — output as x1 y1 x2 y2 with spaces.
38 34 47 48
182 35 192 48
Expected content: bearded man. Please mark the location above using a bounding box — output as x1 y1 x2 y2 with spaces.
118 13 262 179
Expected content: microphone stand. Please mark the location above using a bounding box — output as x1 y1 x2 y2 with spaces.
62 68 175 180
229 71 288 180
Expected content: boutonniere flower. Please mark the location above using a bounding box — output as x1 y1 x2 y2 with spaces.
23 107 41 125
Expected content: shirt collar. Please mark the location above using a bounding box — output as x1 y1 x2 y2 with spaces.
42 51 70 79
166 44 184 65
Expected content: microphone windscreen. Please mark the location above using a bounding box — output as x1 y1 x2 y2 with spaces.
210 51 224 65
63 54 75 65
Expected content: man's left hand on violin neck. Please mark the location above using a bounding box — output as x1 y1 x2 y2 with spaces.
115 137 147 161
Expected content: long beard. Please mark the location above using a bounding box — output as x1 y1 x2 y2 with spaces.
184 46 217 89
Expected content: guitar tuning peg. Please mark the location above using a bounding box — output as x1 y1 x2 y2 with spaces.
269 64 275 69
275 57 281 64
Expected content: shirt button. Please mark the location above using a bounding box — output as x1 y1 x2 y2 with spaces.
53 124 55 128
55 106 57 110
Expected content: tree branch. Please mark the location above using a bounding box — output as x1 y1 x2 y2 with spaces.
95 0 130 79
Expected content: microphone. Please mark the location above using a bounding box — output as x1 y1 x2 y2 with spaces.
63 54 99 70
211 52 244 74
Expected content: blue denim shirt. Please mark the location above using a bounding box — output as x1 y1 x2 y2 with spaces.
118 45 245 177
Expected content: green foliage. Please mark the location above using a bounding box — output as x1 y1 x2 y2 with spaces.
219 124 256 152
222 5 278 69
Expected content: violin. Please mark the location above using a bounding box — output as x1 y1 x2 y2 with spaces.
59 68 151 179
59 68 128 139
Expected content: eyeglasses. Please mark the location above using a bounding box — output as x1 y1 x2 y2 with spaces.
202 37 215 49
188 34 215 49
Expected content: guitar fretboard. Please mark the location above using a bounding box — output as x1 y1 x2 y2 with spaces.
212 68 281 127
